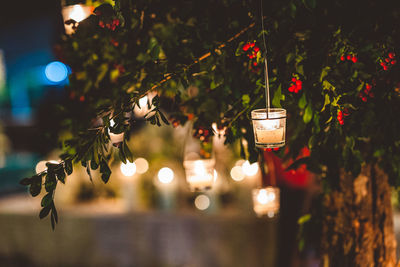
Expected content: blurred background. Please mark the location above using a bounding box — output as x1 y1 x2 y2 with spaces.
1 1 397 267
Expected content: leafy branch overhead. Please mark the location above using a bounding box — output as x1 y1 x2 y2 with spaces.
20 0 399 229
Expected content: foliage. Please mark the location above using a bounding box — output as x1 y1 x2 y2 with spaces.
20 0 399 232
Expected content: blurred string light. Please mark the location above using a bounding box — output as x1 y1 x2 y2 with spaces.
194 194 210 210
242 160 259 176
230 165 245 181
158 167 174 184
120 161 137 177
44 61 68 83
134 158 149 174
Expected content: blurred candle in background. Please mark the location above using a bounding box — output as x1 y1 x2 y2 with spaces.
156 167 177 211
120 161 138 212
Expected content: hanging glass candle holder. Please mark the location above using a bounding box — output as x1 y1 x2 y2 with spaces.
252 186 280 218
61 1 93 35
183 124 216 191
251 108 286 149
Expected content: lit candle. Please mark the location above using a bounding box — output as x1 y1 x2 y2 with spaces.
156 167 177 210
120 161 138 212
251 108 286 148
184 159 216 191
252 187 280 218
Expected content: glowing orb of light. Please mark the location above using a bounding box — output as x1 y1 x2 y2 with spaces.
194 194 210 210
158 167 174 184
45 61 68 83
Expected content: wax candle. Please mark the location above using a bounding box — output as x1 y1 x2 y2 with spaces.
251 108 286 148
184 159 216 191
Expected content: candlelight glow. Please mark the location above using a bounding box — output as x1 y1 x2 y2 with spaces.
230 166 245 181
35 160 59 174
120 161 137 177
242 160 259 176
69 5 87 23
139 96 148 108
158 167 174 184
252 187 280 217
194 194 210 210
134 158 149 174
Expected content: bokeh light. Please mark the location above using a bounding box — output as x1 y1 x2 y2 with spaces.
134 158 149 174
230 165 245 181
35 160 59 174
242 160 259 176
194 194 210 210
120 161 137 177
138 96 148 108
158 167 174 184
69 5 87 22
45 61 68 83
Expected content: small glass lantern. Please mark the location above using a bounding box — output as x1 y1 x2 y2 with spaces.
183 158 216 191
183 123 216 191
252 186 280 218
251 108 286 149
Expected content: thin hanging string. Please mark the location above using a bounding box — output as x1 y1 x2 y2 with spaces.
260 0 270 118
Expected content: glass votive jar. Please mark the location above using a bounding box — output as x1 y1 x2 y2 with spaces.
252 187 280 218
183 158 216 191
61 3 93 35
251 108 286 149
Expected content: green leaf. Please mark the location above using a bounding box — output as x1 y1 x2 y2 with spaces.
242 94 250 106
158 110 170 125
272 84 283 108
320 94 331 112
322 80 335 91
55 168 66 184
64 160 73 175
319 66 331 82
90 160 99 170
45 172 57 193
286 53 294 63
51 204 58 224
39 206 51 219
100 160 111 183
41 193 53 207
298 214 311 225
298 94 307 109
303 105 313 123
29 175 42 197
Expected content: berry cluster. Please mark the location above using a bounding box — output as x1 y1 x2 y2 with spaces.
193 127 211 142
242 42 260 59
337 109 349 125
380 52 396 70
358 83 374 102
340 54 358 63
288 76 303 93
98 19 120 30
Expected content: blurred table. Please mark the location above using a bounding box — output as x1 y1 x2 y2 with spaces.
0 195 277 267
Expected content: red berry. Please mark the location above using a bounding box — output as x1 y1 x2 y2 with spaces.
294 87 300 93
380 62 386 67
339 121 344 125
250 42 255 48
254 47 260 52
79 96 85 102
343 109 350 116
291 77 297 82
266 148 272 152
383 65 388 70
274 147 279 151
288 85 295 92
99 21 105 28
388 52 395 59
351 56 358 63
295 80 302 87
365 84 372 90
347 55 352 60
361 97 367 102
340 55 345 61
391 60 397 65
385 58 391 63
253 62 258 66
243 44 250 51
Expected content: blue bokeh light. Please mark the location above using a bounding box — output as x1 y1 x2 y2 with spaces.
44 61 68 83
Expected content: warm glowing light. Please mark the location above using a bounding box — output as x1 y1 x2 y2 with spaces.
213 170 218 181
134 158 149 174
120 161 136 177
108 119 124 144
35 160 59 174
230 166 245 181
184 159 215 191
252 187 280 217
242 160 259 176
138 96 148 108
194 194 210 210
45 61 68 83
158 167 174 184
69 5 87 22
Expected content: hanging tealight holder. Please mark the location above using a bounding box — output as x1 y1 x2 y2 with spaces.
183 123 216 191
252 186 280 218
251 108 286 148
